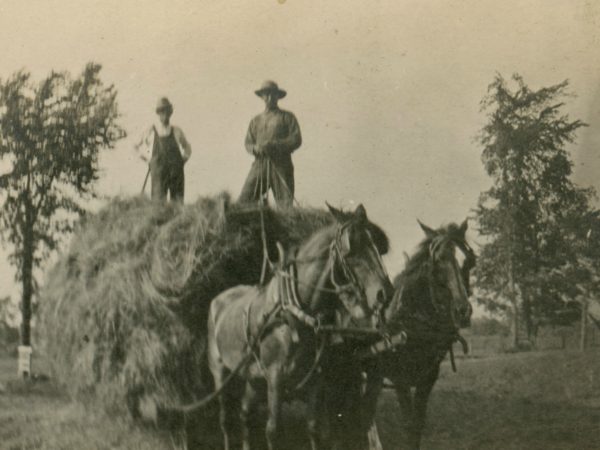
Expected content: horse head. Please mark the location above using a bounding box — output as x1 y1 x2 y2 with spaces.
388 219 474 333
325 203 394 327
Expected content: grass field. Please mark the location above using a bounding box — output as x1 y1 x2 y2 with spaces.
1 348 599 449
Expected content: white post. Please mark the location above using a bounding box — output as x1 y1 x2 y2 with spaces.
17 345 32 378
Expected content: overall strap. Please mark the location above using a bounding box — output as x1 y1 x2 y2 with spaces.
150 125 159 158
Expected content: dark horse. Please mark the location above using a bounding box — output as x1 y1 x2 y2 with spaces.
207 204 394 450
357 219 476 450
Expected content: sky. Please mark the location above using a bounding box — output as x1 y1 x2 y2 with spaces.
0 0 599 311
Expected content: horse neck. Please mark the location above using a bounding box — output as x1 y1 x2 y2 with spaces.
294 225 336 313
390 247 435 326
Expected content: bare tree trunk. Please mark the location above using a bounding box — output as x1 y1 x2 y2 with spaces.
522 292 535 347
529 322 538 348
580 298 588 352
508 258 519 348
510 305 519 348
20 212 34 348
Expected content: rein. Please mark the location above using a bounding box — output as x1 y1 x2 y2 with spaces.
239 219 390 394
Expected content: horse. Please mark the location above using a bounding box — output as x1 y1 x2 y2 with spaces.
367 219 475 450
340 219 474 450
206 203 394 450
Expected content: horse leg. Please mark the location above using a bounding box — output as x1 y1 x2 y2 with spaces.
393 382 416 449
265 370 284 450
412 380 436 450
361 370 383 450
240 382 258 450
331 370 366 450
306 377 325 450
216 381 237 450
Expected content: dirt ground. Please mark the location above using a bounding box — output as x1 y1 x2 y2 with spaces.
1 348 599 449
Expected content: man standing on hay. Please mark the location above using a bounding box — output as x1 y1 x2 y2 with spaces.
238 80 302 208
134 97 192 202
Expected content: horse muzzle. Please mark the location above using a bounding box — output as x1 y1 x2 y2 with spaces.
456 302 472 328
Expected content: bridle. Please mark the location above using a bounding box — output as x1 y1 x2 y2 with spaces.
273 218 391 332
393 235 470 337
425 234 475 331
328 222 390 318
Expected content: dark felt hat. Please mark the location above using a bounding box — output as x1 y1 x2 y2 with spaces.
255 80 287 99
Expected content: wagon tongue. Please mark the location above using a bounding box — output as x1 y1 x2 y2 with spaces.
355 331 408 359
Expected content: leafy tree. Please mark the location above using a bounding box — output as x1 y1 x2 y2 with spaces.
0 63 125 347
473 73 595 346
551 210 600 349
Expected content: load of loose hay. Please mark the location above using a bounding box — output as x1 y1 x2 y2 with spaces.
38 193 334 412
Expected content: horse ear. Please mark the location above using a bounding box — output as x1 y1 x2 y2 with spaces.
417 219 437 238
326 202 346 223
459 219 468 236
354 204 367 223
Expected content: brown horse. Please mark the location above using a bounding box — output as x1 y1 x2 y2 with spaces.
207 204 394 450
368 219 475 450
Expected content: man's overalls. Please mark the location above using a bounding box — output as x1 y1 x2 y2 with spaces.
150 126 184 202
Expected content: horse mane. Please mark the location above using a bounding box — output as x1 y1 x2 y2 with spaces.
298 216 390 259
393 240 430 291
324 205 390 255
367 222 390 255
297 224 337 260
393 223 466 289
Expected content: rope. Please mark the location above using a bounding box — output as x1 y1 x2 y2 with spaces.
258 156 273 284
268 159 301 207
172 302 283 415
292 335 326 391
141 166 151 194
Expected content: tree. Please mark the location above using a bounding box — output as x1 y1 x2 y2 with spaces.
473 73 595 347
0 63 125 348
552 210 600 350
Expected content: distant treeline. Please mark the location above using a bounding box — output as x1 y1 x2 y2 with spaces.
469 317 511 336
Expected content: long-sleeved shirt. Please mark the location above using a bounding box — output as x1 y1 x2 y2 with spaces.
134 123 192 162
244 108 302 162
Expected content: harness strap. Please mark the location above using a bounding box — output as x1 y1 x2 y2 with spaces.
278 264 319 328
292 336 326 391
449 344 457 373
282 303 318 328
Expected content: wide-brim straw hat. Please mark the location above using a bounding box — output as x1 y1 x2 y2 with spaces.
155 97 173 113
255 80 287 99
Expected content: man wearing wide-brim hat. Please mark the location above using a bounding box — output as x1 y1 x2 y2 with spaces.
134 97 192 202
238 80 302 207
